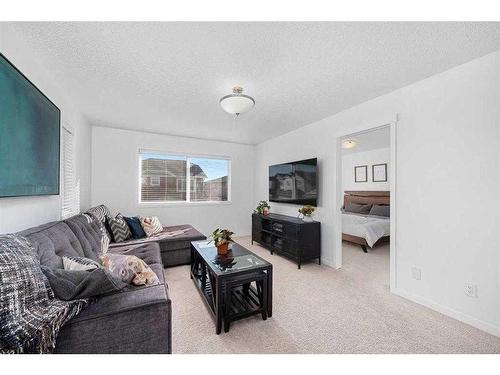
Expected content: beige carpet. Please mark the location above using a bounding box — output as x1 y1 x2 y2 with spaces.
164 237 500 353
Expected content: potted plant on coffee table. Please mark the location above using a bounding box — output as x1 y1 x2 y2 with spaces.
255 200 271 215
210 228 235 255
298 205 315 222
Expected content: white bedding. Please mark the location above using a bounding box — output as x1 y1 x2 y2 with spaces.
342 212 390 247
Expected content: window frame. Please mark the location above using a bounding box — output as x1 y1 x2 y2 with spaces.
137 149 231 206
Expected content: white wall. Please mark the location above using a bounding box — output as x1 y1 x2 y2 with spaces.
91 126 255 237
255 50 500 336
342 148 390 192
0 24 92 233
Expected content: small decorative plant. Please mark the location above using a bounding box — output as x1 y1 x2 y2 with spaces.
298 205 315 221
255 200 271 215
209 228 235 255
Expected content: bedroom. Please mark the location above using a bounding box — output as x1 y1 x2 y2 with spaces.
340 127 391 283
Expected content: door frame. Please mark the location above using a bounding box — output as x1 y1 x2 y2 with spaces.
334 115 398 291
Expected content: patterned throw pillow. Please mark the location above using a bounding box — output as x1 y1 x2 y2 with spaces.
62 256 101 271
140 216 163 237
100 253 160 286
86 205 113 241
86 205 111 223
83 212 110 255
107 214 132 243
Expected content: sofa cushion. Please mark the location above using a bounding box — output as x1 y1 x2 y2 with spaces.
54 284 171 354
149 263 165 284
19 221 97 269
109 242 162 266
63 214 103 257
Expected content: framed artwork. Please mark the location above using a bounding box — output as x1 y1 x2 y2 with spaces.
372 163 388 182
354 165 368 183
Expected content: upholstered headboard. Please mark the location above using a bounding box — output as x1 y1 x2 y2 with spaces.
343 190 390 207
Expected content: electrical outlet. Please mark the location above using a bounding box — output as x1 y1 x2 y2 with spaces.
411 267 422 280
465 283 478 298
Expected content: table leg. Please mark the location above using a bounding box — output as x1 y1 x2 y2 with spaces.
215 277 223 334
261 279 268 321
190 247 194 279
224 281 231 333
267 267 273 318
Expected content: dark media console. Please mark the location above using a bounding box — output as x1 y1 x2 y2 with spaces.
252 213 321 269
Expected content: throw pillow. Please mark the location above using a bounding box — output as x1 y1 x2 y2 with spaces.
107 213 132 243
369 204 390 217
344 202 372 215
0 234 88 353
62 256 101 271
41 266 127 301
86 204 111 223
82 213 110 255
100 253 160 286
140 216 163 237
123 216 147 239
86 205 113 240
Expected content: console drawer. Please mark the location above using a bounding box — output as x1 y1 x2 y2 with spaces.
271 221 298 237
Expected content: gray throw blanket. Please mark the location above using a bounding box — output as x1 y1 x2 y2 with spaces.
0 234 88 353
41 266 127 301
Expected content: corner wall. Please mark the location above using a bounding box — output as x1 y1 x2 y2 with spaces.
254 50 500 336
0 23 92 233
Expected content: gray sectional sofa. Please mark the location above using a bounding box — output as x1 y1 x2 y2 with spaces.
16 210 206 354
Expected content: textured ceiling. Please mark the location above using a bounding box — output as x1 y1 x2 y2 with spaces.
8 22 500 144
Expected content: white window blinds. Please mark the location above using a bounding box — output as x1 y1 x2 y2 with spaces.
139 151 230 203
61 126 79 219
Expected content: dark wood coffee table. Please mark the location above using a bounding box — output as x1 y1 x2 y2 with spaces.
190 241 273 334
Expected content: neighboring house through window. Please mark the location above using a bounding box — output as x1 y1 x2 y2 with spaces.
139 151 230 203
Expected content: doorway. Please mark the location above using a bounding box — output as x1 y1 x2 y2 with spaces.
334 119 397 291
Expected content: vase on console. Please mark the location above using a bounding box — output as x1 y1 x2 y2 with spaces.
298 205 315 222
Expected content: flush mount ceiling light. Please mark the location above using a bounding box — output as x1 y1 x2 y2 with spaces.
342 139 358 149
219 86 255 116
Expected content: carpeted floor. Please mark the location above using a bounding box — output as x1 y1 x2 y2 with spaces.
164 237 500 353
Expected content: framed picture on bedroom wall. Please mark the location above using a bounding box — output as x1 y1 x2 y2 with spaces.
354 165 368 183
372 163 388 182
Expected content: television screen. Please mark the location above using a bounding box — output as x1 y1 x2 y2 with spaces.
269 158 317 206
0 53 60 197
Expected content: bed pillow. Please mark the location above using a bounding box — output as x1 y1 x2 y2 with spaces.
123 216 147 239
344 202 372 214
369 204 390 217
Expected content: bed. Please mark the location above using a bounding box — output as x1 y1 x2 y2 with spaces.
342 191 390 252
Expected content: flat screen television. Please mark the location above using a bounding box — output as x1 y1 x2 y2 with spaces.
269 158 318 206
0 53 60 198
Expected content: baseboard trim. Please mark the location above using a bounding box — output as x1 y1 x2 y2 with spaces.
392 287 500 338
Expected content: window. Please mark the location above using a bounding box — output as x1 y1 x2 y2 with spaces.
139 151 230 203
61 126 80 218
150 176 160 186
